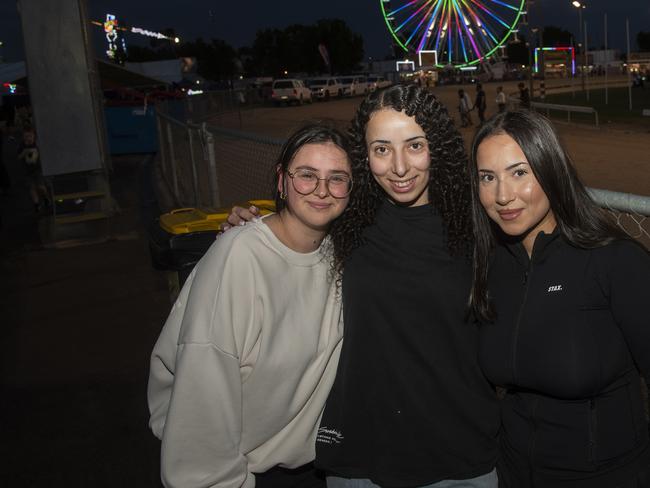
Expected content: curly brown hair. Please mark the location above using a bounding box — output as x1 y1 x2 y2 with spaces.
329 83 473 276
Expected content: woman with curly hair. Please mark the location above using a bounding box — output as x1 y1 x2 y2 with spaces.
315 84 499 488
227 84 499 487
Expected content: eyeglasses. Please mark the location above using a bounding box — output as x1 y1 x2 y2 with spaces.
286 169 353 198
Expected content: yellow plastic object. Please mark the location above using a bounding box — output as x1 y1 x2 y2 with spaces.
159 200 276 235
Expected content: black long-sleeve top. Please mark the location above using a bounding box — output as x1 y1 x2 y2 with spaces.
315 201 500 487
480 230 650 487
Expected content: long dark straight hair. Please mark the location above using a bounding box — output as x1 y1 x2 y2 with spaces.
468 110 627 322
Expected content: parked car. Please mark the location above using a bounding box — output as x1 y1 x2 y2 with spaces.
271 79 312 105
339 76 369 97
306 77 343 100
367 75 392 92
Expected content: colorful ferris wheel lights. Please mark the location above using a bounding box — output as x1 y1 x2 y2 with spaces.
381 0 525 67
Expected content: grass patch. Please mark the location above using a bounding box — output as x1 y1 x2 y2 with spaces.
534 86 650 130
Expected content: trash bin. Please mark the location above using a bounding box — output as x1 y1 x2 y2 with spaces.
149 199 276 301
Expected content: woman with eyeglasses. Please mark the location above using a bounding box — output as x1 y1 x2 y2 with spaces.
148 123 353 488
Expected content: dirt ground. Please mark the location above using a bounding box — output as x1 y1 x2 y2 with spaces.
210 81 650 197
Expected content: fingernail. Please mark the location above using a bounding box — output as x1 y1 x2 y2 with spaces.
239 221 246 226
250 205 258 213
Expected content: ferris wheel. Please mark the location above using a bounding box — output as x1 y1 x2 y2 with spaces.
380 0 526 68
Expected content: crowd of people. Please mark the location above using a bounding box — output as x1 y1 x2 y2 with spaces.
458 83 529 128
147 83 650 488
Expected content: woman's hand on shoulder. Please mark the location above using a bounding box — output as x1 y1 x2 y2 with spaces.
220 205 261 232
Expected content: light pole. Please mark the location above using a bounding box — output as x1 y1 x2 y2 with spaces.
572 1 587 91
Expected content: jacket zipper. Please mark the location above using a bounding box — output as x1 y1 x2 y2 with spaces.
511 260 532 384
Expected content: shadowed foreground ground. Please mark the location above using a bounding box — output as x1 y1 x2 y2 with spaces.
0 138 168 486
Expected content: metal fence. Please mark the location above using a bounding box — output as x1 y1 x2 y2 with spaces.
157 111 283 209
155 109 650 250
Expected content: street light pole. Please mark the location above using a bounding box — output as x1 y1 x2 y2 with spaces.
572 1 586 91
526 0 537 100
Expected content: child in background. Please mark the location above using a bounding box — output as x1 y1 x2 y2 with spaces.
18 127 49 213
458 88 473 127
495 86 507 113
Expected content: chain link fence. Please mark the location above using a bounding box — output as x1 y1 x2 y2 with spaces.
155 108 650 250
157 111 282 209
589 189 650 250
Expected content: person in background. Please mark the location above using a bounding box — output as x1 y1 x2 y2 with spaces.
469 109 650 487
517 82 530 109
17 127 48 213
148 123 352 488
495 86 507 113
473 83 487 123
458 88 473 128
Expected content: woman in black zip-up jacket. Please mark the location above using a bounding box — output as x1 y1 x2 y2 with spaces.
467 110 650 487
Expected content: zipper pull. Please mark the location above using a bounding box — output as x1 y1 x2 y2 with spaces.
523 271 528 284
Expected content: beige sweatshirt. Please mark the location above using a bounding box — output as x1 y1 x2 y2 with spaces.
148 220 343 488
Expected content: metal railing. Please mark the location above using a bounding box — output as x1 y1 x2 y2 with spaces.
531 101 599 126
155 110 650 250
507 96 599 126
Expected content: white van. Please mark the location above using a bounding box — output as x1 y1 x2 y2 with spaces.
367 75 392 92
339 76 369 97
307 77 342 100
271 79 312 105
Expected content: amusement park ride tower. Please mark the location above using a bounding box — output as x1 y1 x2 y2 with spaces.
380 0 526 71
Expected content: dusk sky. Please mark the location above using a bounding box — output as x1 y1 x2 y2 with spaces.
1 0 649 64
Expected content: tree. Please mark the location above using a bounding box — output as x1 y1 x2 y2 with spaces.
638 31 650 51
250 28 286 76
249 19 364 76
314 19 364 74
126 36 238 81
177 38 237 81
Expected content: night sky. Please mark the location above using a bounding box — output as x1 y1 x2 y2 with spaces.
1 0 648 64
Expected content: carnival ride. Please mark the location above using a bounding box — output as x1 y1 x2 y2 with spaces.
91 14 180 61
380 0 526 68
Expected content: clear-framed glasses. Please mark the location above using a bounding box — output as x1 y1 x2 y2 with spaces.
286 169 353 198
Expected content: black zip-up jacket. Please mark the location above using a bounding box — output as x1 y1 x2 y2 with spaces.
479 231 650 487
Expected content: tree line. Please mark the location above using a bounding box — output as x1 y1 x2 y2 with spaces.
125 19 364 81
124 20 650 81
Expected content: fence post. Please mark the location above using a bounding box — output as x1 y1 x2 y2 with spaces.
187 126 201 207
156 113 167 179
203 124 221 208
166 123 180 201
